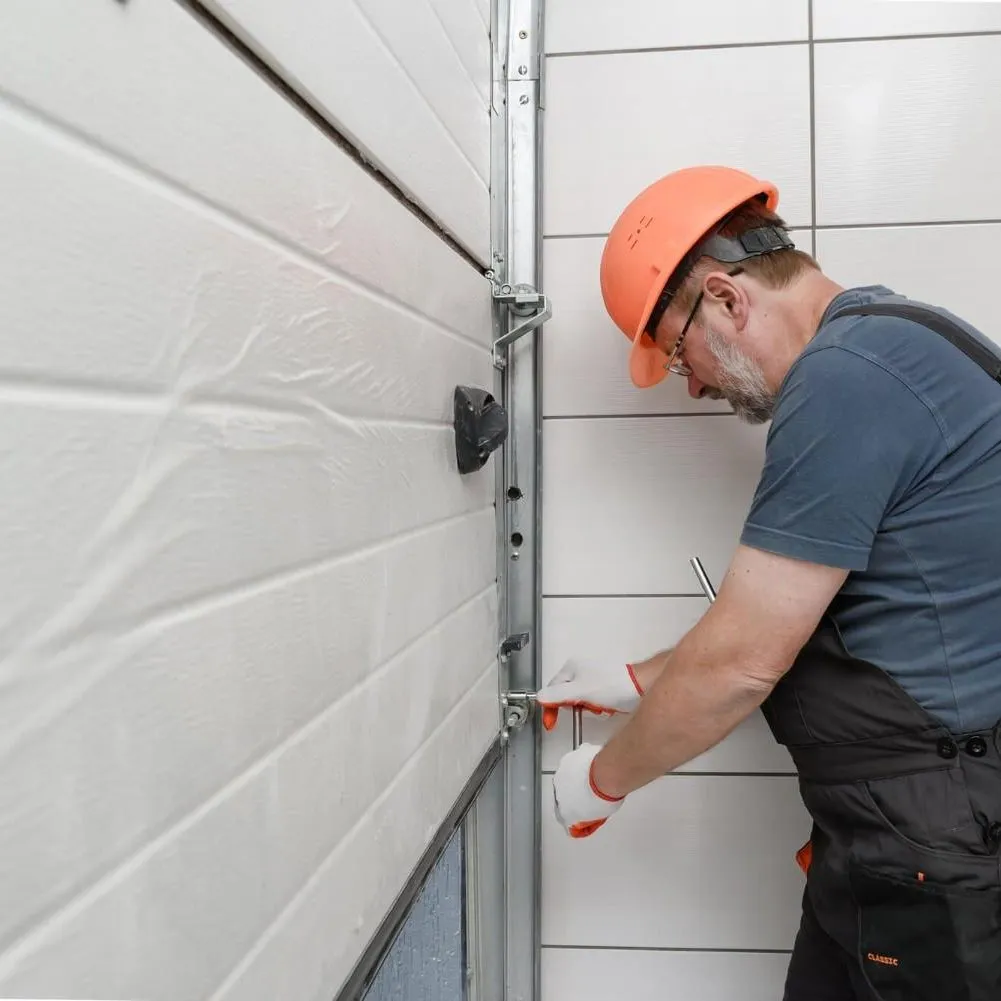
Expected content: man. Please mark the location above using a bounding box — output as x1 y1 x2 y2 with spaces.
537 165 1001 1001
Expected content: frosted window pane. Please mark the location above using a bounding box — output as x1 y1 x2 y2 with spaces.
364 828 467 1001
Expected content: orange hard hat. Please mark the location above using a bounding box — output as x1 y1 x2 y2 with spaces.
600 165 780 389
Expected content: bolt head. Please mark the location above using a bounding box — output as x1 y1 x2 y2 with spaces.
518 64 528 75
519 94 530 105
518 29 528 38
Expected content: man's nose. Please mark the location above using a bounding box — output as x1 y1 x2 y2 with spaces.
687 373 708 399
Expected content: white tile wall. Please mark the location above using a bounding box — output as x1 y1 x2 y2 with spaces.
814 0 1001 40
542 417 767 595
541 598 794 773
542 44 813 235
815 35 1001 226
545 0 808 54
541 5 1001 998
816 224 1001 342
205 0 490 260
0 2 497 999
543 949 791 1001
542 230 812 417
542 776 809 949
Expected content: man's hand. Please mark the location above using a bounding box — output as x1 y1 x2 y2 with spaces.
536 658 645 731
553 742 624 838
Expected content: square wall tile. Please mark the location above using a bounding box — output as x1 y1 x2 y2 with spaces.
542 237 729 417
542 417 767 595
545 0 808 54
816 223 1001 342
542 230 812 416
816 35 1001 225
542 948 791 1001
541 775 809 948
544 45 812 235
814 0 1001 40
540 596 795 773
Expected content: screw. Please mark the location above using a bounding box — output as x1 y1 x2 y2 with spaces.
518 65 528 75
519 94 530 105
518 30 528 39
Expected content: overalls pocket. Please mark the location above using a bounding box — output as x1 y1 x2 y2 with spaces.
849 860 1001 1001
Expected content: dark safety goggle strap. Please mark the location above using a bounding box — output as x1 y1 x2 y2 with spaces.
645 225 796 335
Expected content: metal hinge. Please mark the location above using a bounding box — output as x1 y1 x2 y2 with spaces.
500 690 537 741
488 273 551 369
499 632 533 742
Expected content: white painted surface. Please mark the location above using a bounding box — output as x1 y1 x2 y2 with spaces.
0 4 497 998
814 0 1001 39
545 0 808 54
542 417 767 596
542 776 809 949
540 3 1001 996
542 948 791 1001
815 35 1001 226
205 0 491 260
0 0 491 317
817 224 1001 343
542 231 810 417
428 0 492 105
541 598 794 773
543 45 812 236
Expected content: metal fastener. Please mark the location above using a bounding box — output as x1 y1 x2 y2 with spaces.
519 94 530 105
518 29 528 38
518 64 528 75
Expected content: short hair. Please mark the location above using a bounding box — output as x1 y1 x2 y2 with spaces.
671 198 820 315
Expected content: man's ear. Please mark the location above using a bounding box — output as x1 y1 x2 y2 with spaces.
704 271 748 329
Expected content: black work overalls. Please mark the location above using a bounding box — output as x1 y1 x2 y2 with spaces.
760 301 1001 1001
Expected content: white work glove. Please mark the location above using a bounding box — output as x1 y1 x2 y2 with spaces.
536 657 644 731
553 742 624 838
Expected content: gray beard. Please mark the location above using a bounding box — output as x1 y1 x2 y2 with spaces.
703 326 776 425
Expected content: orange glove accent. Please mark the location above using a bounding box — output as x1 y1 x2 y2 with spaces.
537 659 644 731
796 839 813 874
553 742 625 838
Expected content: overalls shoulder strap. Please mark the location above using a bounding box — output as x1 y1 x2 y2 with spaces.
831 300 1001 383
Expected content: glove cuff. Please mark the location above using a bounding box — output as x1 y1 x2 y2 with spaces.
625 663 644 696
588 759 625 803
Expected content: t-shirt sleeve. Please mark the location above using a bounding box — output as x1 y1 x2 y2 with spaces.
741 345 946 571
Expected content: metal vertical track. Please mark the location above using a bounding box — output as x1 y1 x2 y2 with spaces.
491 0 545 997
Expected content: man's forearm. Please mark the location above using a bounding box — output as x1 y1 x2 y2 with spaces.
591 633 774 799
630 648 673 694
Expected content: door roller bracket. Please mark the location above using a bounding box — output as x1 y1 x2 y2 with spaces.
488 272 551 369
500 690 536 741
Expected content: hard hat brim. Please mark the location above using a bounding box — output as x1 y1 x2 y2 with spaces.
628 280 671 389
629 330 669 389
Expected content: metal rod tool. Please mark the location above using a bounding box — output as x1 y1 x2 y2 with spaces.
690 555 717 604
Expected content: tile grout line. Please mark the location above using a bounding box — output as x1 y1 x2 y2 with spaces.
544 28 1001 59
542 593 710 599
545 219 1001 241
541 944 794 955
544 410 732 418
808 0 817 254
540 770 797 778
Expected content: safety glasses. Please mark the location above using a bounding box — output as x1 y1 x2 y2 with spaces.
662 265 745 378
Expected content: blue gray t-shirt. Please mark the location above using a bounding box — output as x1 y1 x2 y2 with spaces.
741 285 1001 733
